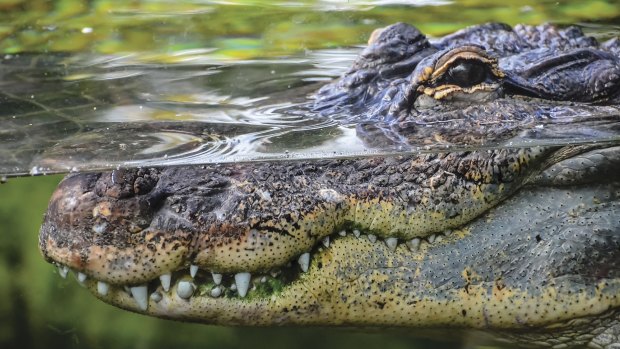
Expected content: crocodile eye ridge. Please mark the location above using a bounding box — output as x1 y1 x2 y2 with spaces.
409 45 505 109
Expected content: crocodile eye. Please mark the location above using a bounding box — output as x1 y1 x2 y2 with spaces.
410 46 504 110
446 60 488 87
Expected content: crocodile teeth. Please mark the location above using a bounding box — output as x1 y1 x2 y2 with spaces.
159 274 171 292
367 234 377 243
406 238 421 252
353 229 361 238
385 237 398 251
150 291 162 303
428 234 436 243
322 236 330 247
77 272 87 284
176 280 195 299
190 265 199 278
212 272 222 285
130 285 148 311
210 286 222 298
57 265 69 278
97 281 109 296
234 272 251 298
298 252 310 272
338 230 347 237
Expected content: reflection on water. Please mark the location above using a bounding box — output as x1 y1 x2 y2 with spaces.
0 50 363 175
0 0 619 176
2 44 620 176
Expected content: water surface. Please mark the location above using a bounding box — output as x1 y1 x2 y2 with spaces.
0 0 619 176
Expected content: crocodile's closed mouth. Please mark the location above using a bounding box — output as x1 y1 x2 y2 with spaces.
53 225 448 309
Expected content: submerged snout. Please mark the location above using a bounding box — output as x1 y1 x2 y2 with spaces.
39 169 195 285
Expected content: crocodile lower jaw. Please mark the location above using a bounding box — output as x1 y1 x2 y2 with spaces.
52 227 452 312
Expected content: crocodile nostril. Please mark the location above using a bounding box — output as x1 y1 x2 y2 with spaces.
143 189 168 211
133 171 159 195
94 168 160 199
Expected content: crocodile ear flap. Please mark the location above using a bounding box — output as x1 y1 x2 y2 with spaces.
504 49 620 103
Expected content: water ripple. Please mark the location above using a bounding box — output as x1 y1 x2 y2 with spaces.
0 48 619 177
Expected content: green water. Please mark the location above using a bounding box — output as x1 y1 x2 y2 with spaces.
1 1 619 348
1 0 619 58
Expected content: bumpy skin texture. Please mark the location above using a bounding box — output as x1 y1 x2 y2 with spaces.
314 22 619 121
40 23 620 348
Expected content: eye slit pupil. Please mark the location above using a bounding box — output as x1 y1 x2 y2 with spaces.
447 60 487 87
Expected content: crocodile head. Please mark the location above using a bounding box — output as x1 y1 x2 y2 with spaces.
39 23 620 347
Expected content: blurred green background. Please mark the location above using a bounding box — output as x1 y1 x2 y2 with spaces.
0 0 618 58
0 0 619 348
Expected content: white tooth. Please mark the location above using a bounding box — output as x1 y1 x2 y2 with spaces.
159 274 171 292
77 272 87 284
97 281 109 296
385 237 398 251
428 234 436 243
353 229 361 238
210 286 222 298
57 265 69 278
367 234 377 243
322 236 330 247
130 285 148 311
298 252 310 272
92 222 107 234
234 272 251 298
230 283 237 291
338 230 347 237
211 273 222 285
190 265 199 278
270 269 281 278
435 235 443 243
150 291 162 302
176 280 195 299
406 238 421 252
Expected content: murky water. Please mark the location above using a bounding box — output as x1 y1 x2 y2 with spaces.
1 0 620 176
0 49 359 175
2 36 620 176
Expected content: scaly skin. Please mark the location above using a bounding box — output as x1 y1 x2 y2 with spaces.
39 22 620 347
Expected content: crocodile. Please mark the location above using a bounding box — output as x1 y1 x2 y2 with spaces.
39 23 620 347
